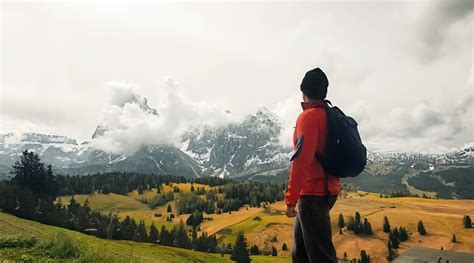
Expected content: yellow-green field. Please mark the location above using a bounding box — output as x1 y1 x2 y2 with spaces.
0 211 230 262
0 212 289 262
209 192 474 261
57 184 474 262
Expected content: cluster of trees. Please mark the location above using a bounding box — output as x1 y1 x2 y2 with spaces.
229 231 284 261
0 151 236 258
186 211 204 228
380 190 417 198
55 171 229 196
249 244 260 255
384 216 410 261
0 151 122 238
176 193 217 215
346 212 372 236
190 183 207 195
98 214 218 253
388 227 409 249
145 191 175 209
341 250 371 263
174 182 285 217
222 181 286 207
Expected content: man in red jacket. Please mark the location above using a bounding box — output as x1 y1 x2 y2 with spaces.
285 68 340 263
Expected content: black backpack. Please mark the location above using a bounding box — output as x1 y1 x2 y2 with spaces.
316 100 367 178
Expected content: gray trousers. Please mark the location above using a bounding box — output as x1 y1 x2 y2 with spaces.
292 195 338 263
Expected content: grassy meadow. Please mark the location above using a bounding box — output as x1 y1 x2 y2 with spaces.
54 183 474 262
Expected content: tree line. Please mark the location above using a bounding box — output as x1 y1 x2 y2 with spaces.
54 171 229 196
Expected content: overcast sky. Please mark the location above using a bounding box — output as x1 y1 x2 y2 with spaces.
1 1 472 153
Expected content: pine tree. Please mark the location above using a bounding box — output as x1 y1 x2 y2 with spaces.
389 232 399 249
282 243 288 251
383 216 391 233
250 245 260 255
230 231 251 263
339 214 345 228
363 218 372 235
149 223 159 243
11 150 58 200
355 212 361 224
174 220 190 248
393 228 399 240
463 215 472 228
418 220 427 235
191 228 198 248
120 216 134 240
137 220 148 242
159 225 172 246
398 227 408 242
360 250 370 263
387 240 395 261
452 234 457 243
271 246 277 256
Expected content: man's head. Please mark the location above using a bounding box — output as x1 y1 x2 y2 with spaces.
300 68 328 101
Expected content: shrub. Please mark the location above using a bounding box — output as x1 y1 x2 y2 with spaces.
38 232 81 259
0 235 37 248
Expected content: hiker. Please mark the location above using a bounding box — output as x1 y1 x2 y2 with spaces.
285 68 340 263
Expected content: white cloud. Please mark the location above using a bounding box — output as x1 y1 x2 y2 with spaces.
2 2 472 154
415 0 473 62
347 83 473 153
90 79 240 153
271 95 300 148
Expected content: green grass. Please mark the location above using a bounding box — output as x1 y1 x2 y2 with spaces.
252 255 291 262
0 212 230 262
217 213 289 244
0 212 286 262
61 193 149 212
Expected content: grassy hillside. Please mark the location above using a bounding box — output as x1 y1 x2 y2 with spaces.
207 193 474 261
0 212 287 262
56 183 474 262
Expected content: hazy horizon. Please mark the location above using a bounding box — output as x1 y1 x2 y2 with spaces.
1 1 473 154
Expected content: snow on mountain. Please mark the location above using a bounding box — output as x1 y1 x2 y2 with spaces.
0 106 293 179
0 101 471 180
368 145 473 165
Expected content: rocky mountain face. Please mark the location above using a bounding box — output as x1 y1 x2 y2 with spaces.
0 107 292 180
179 107 291 178
367 147 474 165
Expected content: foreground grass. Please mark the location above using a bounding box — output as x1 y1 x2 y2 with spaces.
0 212 288 262
0 212 230 262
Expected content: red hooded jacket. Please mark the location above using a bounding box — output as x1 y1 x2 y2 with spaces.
285 100 340 207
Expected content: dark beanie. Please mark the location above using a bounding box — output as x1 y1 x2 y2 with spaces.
300 68 328 100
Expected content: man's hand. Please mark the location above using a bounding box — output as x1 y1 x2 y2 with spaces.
285 205 297 218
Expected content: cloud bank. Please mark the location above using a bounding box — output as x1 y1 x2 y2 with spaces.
90 79 238 153
273 69 473 153
417 0 473 62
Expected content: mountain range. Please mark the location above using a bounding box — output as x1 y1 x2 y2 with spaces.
1 94 472 198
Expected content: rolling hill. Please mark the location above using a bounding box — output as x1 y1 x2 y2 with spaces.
0 211 289 262
55 183 474 262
